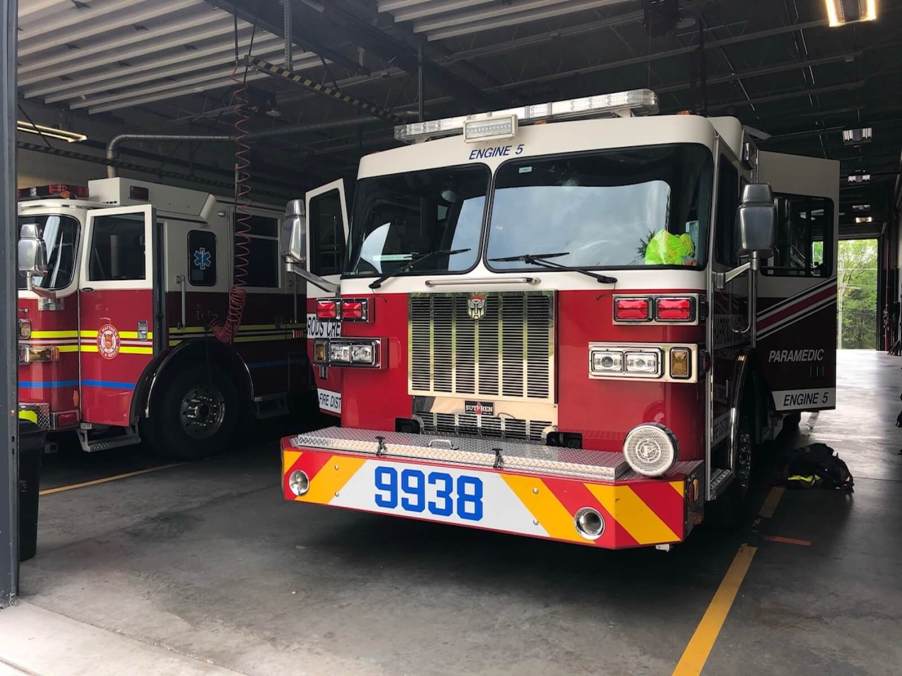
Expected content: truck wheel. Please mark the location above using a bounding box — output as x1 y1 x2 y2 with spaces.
146 365 241 460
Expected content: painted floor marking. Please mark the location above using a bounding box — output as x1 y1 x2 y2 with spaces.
762 535 812 547
758 486 785 519
40 463 184 496
673 544 758 675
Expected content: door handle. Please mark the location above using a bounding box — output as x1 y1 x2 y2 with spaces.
81 287 94 292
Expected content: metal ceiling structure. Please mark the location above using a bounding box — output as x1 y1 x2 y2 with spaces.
13 0 902 230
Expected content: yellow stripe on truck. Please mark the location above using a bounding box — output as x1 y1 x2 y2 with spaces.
586 484 678 544
31 330 78 339
301 455 366 504
502 474 583 542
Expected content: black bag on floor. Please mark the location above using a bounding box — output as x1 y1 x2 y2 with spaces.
784 443 854 492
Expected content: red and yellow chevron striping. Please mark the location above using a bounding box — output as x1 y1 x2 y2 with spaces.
281 438 701 550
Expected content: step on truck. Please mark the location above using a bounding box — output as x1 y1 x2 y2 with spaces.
280 89 839 549
17 179 310 459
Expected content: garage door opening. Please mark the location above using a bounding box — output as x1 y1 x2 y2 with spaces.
838 238 879 349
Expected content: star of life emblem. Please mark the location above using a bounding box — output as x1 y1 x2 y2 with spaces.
193 247 212 270
467 294 487 320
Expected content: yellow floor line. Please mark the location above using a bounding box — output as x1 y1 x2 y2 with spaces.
758 486 786 519
40 463 184 496
673 544 758 675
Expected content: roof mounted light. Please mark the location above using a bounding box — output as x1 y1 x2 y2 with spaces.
825 0 877 27
395 89 659 143
17 120 86 143
843 127 872 145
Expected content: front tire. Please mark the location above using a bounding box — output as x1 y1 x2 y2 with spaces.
145 365 241 460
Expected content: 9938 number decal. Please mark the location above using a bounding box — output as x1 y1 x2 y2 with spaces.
373 466 483 521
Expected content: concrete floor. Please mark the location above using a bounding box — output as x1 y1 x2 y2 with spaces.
2 350 901 675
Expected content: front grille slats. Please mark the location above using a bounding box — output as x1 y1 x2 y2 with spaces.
419 413 552 444
410 291 553 402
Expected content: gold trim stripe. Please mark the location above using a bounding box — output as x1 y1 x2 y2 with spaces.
502 474 584 543
586 484 679 544
301 455 365 504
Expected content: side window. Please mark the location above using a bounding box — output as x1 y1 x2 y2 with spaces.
241 214 279 287
187 230 216 287
310 189 346 276
764 194 833 277
714 158 740 267
88 213 146 281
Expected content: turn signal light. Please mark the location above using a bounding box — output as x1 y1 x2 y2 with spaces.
316 300 338 320
655 297 695 322
670 347 691 379
614 297 650 322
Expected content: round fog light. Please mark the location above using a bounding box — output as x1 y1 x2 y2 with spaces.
288 470 309 496
574 507 605 540
623 424 677 477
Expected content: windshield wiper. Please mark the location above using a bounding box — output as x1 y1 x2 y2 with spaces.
369 248 471 289
490 251 617 284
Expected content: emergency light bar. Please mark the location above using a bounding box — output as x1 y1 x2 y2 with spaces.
395 89 658 144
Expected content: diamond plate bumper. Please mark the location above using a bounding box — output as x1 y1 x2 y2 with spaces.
282 428 706 550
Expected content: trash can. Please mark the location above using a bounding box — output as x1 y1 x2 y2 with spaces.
17 420 44 562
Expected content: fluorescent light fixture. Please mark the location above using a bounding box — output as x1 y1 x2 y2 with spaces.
17 120 87 143
855 216 874 224
843 127 872 145
852 203 871 211
848 173 871 184
825 0 878 27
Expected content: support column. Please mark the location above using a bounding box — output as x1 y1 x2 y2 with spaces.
1 0 18 609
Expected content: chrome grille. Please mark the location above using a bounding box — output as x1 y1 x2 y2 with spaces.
419 412 552 443
409 292 554 401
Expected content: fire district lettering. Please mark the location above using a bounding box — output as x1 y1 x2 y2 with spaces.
768 348 825 363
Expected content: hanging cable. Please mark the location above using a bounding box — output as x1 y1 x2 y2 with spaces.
213 17 257 344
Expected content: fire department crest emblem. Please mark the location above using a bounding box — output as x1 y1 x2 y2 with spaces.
467 293 487 321
97 323 120 360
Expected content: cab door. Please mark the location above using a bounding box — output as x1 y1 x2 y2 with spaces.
305 180 349 417
755 151 840 413
78 205 156 427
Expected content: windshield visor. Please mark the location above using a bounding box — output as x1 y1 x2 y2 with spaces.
486 144 713 270
348 164 489 277
17 214 79 290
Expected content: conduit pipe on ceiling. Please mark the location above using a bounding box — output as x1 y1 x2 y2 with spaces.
106 134 233 178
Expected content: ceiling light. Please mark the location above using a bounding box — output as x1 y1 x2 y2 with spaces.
825 0 878 27
848 173 871 184
843 127 872 145
852 204 871 211
17 120 86 143
855 216 874 224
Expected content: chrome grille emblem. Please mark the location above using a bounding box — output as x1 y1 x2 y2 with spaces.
467 293 487 320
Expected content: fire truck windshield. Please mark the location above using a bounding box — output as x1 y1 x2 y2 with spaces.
486 143 712 270
348 164 488 278
16 214 79 290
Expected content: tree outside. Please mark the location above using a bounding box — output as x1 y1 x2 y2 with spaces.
837 239 878 349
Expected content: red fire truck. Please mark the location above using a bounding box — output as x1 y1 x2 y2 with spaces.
17 178 309 459
280 89 839 549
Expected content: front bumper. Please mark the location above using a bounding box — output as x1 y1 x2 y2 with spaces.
281 427 705 550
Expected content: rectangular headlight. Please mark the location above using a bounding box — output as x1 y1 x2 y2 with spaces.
624 350 661 376
350 343 375 365
590 349 624 374
329 342 352 364
324 338 383 368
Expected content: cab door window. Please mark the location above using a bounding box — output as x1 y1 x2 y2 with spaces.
714 158 740 267
88 213 147 281
310 188 346 276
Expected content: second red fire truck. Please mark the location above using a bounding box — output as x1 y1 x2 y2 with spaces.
279 89 839 549
17 178 309 459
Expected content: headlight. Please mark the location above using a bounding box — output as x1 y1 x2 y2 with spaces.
322 338 383 368
623 424 678 477
591 349 623 374
624 350 660 376
18 319 31 339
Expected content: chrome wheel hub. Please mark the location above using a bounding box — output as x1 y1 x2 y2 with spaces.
179 385 225 439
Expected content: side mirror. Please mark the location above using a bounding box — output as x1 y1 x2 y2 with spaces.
17 223 48 276
283 198 308 271
736 183 775 258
